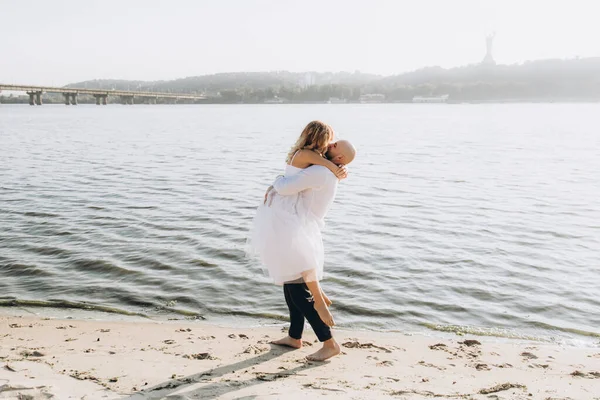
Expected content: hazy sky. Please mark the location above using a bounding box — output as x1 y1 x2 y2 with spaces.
1 0 598 86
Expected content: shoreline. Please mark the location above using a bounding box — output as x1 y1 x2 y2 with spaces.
1 304 598 349
1 312 599 399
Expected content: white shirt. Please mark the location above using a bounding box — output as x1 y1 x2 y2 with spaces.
273 165 338 226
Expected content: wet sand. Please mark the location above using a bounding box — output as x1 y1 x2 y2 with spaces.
1 313 599 399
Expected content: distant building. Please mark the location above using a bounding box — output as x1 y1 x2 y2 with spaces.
412 94 449 103
327 97 347 104
264 96 286 104
359 93 385 103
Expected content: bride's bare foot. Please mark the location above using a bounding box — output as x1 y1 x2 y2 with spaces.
307 338 340 361
314 302 334 326
270 336 302 349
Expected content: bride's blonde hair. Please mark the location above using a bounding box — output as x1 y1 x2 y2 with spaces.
286 120 335 163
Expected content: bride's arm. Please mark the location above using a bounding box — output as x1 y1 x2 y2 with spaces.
294 150 347 180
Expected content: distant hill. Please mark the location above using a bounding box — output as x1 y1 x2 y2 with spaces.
368 57 600 102
13 58 600 103
66 71 381 94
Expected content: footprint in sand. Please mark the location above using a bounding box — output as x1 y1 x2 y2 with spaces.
417 361 446 371
256 372 291 382
228 333 249 339
21 350 45 358
459 340 481 347
529 363 550 369
475 363 491 371
183 353 216 360
520 352 538 360
429 343 448 351
342 341 392 353
478 383 526 395
570 370 600 379
242 345 269 355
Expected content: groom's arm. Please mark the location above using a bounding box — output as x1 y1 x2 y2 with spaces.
272 166 329 195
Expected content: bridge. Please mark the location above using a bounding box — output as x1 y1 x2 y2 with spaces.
0 84 207 105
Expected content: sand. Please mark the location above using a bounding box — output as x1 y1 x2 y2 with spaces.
1 313 599 399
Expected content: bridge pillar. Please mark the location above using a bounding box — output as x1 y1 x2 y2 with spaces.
102 95 108 105
26 91 43 105
27 92 36 106
120 96 134 105
94 94 107 105
63 93 78 105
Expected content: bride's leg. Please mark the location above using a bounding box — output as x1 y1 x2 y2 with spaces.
303 277 334 327
293 282 340 361
321 288 332 306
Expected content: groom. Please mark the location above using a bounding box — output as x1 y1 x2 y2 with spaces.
267 140 357 361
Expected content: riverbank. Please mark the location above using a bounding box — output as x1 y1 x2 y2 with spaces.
1 313 599 399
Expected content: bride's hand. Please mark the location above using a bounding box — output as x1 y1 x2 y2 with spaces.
264 186 274 205
335 165 348 180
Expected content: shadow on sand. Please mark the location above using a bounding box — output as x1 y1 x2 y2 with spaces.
121 344 324 399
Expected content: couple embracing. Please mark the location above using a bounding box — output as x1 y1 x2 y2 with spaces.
248 121 356 361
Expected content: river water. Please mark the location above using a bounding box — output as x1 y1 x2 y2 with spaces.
1 103 599 346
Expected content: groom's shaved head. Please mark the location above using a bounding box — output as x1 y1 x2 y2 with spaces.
327 140 356 165
339 140 356 164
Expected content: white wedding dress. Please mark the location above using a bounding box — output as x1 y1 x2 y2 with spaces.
248 163 324 285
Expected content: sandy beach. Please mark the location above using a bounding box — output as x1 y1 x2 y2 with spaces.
1 313 598 399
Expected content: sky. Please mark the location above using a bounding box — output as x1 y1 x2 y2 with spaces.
1 0 598 86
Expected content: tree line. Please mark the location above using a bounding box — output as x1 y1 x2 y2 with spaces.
3 58 600 104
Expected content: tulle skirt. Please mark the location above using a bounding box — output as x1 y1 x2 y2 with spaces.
247 193 324 285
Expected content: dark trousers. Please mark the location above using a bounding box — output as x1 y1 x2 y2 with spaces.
283 283 332 342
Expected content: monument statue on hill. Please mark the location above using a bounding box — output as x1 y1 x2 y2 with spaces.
482 32 496 65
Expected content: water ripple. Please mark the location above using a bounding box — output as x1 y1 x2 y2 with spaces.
1 104 599 346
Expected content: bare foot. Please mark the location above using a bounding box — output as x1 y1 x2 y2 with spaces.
270 336 302 349
314 302 334 326
307 339 341 361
